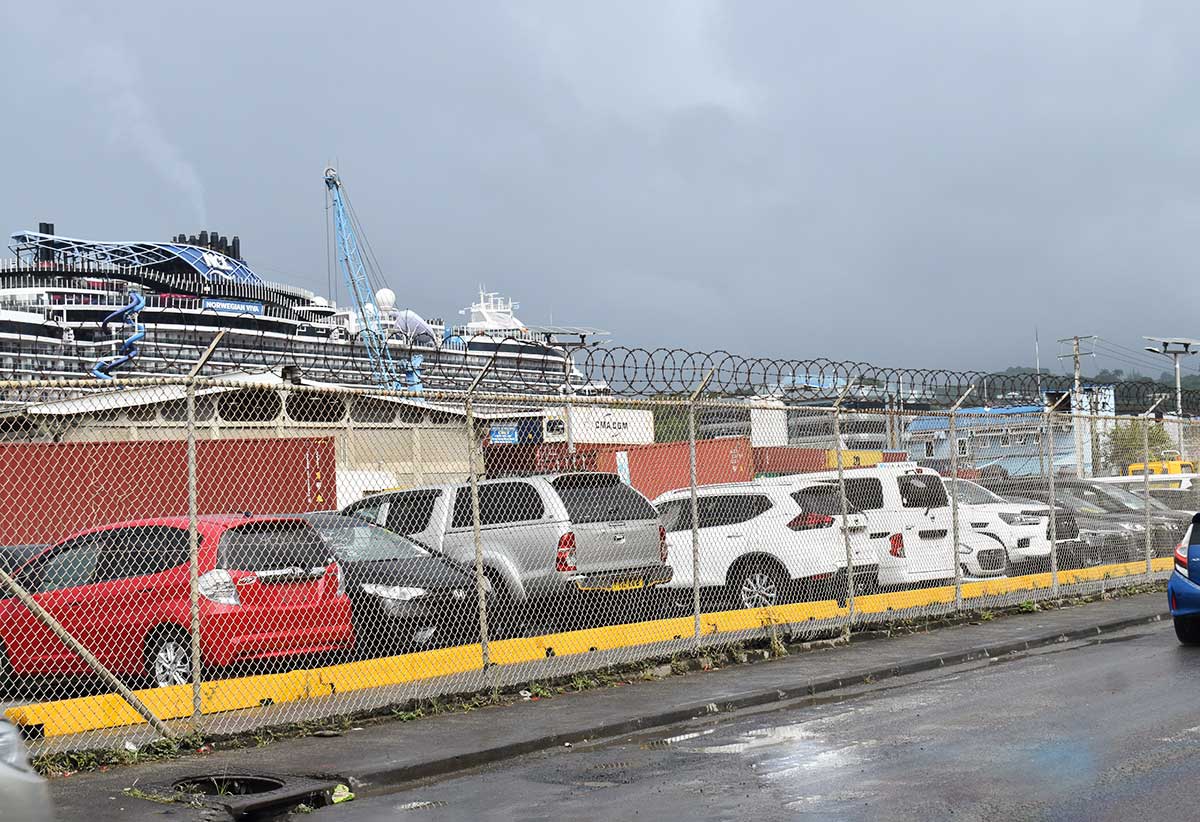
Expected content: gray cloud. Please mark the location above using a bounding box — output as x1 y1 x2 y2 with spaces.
4 3 207 223
2 1 1199 379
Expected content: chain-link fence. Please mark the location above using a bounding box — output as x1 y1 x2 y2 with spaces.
0 377 1183 757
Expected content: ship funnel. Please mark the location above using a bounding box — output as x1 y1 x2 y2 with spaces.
37 222 55 262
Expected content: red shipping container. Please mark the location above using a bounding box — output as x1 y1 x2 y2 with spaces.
483 443 600 478
590 437 753 501
751 446 828 476
0 436 336 546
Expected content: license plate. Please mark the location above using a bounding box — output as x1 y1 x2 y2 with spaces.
610 578 645 592
577 577 646 592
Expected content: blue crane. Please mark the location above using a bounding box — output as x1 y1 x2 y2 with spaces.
324 167 422 391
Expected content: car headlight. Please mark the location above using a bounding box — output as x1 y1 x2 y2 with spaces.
361 584 428 602
1118 522 1145 533
957 543 975 555
999 512 1041 526
1078 529 1104 545
0 721 28 769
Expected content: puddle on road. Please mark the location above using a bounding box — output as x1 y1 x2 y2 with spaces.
688 723 818 755
641 728 715 749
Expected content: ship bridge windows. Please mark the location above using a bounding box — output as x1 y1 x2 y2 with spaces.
285 392 346 423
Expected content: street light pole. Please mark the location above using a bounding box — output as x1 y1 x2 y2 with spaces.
1176 353 1183 417
1143 337 1199 418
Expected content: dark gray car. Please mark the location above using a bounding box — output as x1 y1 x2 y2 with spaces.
301 513 483 655
981 478 1147 565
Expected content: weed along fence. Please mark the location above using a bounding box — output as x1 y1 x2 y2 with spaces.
0 376 1181 758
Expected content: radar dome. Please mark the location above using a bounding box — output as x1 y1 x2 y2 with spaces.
375 288 397 311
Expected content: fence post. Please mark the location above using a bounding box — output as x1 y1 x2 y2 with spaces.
1042 392 1072 597
831 381 857 630
186 377 203 727
688 400 701 646
1143 415 1153 577
1142 399 1165 578
947 387 975 611
831 407 855 627
687 370 713 649
0 566 174 739
183 332 223 726
464 396 491 670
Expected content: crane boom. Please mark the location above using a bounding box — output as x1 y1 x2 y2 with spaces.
323 167 405 390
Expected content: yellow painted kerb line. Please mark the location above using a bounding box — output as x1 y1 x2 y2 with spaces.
5 558 1172 738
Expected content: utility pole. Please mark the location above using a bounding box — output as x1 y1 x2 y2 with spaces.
1058 335 1096 479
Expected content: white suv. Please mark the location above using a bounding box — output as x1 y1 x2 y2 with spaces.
653 481 880 609
758 463 1002 586
942 478 1052 573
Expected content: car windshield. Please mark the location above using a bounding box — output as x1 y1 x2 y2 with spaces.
1096 483 1171 512
307 516 430 561
1054 492 1108 516
947 480 1004 506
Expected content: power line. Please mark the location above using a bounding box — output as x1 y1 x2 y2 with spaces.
1090 341 1167 375
1092 338 1173 373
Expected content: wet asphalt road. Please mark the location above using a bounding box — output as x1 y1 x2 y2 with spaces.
313 618 1200 822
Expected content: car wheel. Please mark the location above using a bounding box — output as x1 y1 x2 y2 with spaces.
484 573 521 640
731 560 787 610
1175 615 1200 646
145 628 193 688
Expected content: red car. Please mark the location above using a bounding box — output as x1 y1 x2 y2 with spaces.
0 515 354 687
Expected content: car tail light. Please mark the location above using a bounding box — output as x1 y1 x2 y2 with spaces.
659 525 668 563
889 533 906 558
335 561 346 597
1175 542 1188 573
198 569 240 605
556 531 577 572
787 513 835 531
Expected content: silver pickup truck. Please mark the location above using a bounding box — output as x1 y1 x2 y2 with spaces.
343 473 673 626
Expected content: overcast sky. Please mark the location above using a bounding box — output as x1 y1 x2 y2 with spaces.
3 1 1199 378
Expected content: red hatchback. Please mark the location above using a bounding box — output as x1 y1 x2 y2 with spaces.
0 515 354 687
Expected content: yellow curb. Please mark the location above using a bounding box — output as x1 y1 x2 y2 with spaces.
4 559 1172 738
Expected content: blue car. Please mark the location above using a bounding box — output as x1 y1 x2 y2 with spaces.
1168 513 1200 644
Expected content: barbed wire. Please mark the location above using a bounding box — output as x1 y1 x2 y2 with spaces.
6 323 1197 412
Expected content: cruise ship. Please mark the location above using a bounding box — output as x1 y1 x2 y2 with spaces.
0 224 608 394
